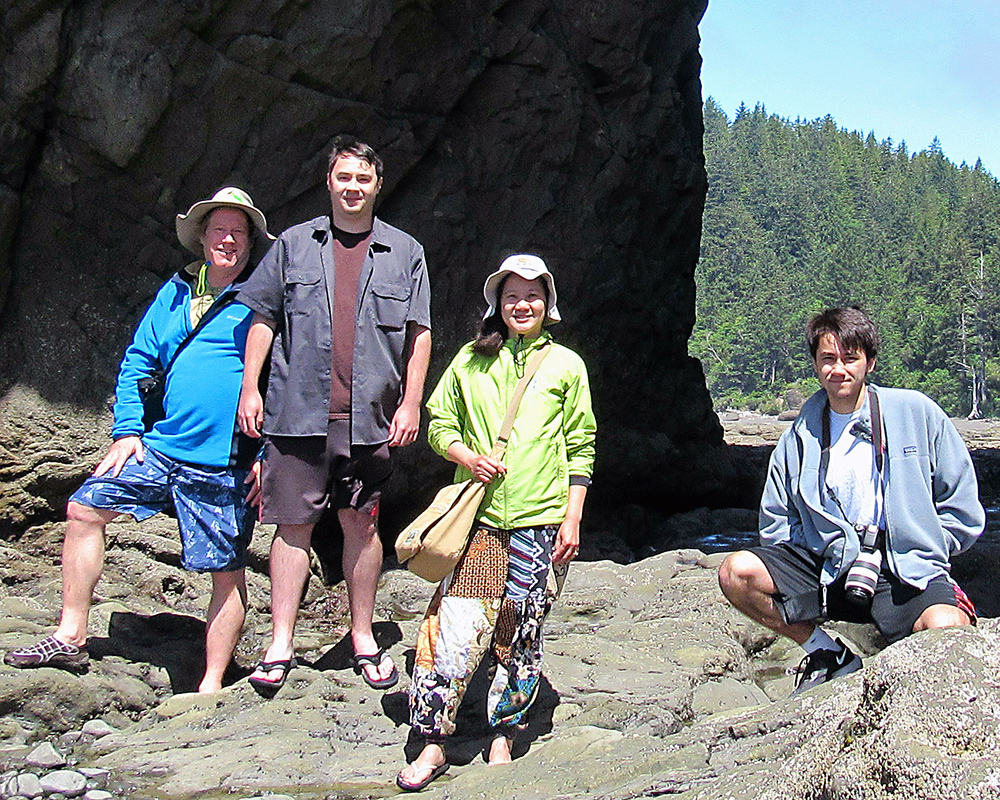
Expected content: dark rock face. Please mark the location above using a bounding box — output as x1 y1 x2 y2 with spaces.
0 0 720 535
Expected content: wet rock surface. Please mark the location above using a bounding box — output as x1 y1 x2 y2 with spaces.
3 415 999 798
1 726 114 799
2 522 1000 800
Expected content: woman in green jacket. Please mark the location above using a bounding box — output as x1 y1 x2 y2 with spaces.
397 255 596 791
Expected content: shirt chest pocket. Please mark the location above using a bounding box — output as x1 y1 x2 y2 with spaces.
370 282 410 330
896 444 931 472
284 266 323 315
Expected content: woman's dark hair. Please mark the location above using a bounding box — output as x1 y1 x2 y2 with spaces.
473 274 510 357
472 310 508 357
472 272 550 357
806 306 880 360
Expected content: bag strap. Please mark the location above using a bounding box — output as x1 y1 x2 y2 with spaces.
488 339 551 460
160 291 237 376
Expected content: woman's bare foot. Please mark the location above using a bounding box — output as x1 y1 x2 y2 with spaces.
397 742 448 791
487 733 512 766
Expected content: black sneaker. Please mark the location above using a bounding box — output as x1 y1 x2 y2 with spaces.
790 637 862 696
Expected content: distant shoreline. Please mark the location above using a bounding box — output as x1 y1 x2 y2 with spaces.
720 411 1000 451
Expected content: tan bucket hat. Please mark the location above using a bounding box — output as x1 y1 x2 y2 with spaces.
175 186 274 256
482 254 561 323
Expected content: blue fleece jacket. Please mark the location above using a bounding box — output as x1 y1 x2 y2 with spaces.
760 384 984 589
111 266 255 469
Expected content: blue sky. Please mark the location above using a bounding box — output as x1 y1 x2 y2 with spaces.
699 0 1000 176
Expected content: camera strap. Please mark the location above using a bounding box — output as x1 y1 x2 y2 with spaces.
820 387 884 468
869 388 885 474
160 291 238 376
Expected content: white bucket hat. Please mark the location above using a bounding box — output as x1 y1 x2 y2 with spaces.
482 254 561 323
175 186 275 256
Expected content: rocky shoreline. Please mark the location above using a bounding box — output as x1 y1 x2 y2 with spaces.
3 523 1000 799
3 413 1000 798
720 410 1000 520
2 727 115 800
720 410 1000 452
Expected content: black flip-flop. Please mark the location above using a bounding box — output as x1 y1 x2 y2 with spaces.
396 761 448 792
248 657 296 698
352 649 399 690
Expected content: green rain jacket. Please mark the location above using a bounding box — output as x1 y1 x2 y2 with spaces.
426 332 596 530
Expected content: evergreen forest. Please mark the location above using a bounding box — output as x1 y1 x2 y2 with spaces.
693 99 1000 417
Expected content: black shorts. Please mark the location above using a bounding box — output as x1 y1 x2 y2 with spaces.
750 543 976 644
260 419 392 525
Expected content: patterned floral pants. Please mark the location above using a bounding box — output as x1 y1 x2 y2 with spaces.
409 524 567 737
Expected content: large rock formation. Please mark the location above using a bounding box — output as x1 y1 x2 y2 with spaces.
0 0 731 539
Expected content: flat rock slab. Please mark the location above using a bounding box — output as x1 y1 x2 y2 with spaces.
0 552 755 798
4 542 1000 800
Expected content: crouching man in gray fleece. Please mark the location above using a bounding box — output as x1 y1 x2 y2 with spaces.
719 306 984 695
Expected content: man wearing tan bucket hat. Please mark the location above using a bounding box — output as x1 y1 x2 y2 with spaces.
5 187 273 693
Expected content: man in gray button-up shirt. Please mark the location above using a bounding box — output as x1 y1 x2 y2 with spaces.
237 136 431 693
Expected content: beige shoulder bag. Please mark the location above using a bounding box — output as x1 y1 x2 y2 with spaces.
396 341 551 582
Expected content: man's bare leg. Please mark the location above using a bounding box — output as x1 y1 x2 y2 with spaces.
54 502 119 646
199 569 248 693
913 603 971 633
251 523 314 682
718 550 815 645
339 506 394 682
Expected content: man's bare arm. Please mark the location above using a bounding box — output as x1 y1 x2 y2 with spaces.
237 314 276 438
388 324 431 447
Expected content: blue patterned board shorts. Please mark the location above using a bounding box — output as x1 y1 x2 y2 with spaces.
70 446 255 572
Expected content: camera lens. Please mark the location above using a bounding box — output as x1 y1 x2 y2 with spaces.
844 549 882 606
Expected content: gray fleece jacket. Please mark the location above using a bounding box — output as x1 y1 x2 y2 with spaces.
760 384 984 589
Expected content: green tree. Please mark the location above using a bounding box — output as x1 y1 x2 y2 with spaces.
695 100 1000 416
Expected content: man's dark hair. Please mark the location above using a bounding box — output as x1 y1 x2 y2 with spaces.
806 306 880 360
327 135 383 179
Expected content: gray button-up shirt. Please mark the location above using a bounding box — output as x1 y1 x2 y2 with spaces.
237 215 431 444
